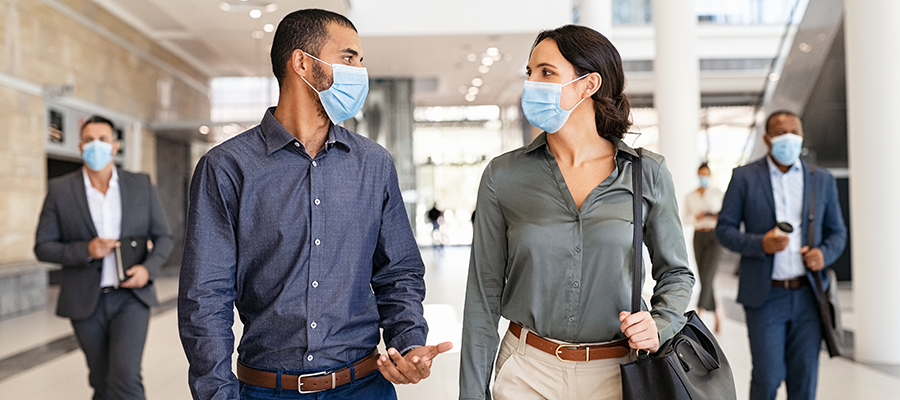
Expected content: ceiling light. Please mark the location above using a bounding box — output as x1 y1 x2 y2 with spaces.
481 57 494 66
478 65 490 74
219 3 231 11
471 78 483 87
798 42 812 53
466 53 477 62
249 9 262 18
465 93 476 102
252 30 264 39
264 4 278 12
486 47 499 56
468 87 479 95
458 85 468 94
199 126 210 135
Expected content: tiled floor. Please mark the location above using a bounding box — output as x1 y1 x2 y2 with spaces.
0 246 897 399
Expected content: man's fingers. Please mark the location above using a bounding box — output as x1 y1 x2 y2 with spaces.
435 341 453 354
377 353 410 384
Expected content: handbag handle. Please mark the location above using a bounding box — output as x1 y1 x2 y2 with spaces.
631 149 643 313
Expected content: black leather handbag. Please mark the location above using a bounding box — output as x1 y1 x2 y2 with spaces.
619 149 737 400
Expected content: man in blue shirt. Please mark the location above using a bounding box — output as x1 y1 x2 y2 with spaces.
716 110 847 400
178 9 451 400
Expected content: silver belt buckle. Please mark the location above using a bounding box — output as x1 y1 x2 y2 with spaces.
297 370 332 394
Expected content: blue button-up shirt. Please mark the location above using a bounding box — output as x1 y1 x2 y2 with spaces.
766 156 805 280
178 107 427 399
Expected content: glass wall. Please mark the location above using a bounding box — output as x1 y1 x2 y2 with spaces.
612 0 800 25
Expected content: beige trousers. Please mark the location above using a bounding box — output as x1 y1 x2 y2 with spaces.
492 326 633 400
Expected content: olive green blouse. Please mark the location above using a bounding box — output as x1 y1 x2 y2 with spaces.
459 133 695 399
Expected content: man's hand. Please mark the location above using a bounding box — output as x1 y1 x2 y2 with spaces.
88 238 119 259
376 342 453 384
619 311 660 353
120 265 149 288
800 246 825 271
762 228 790 254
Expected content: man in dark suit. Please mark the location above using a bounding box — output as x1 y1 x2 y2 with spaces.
716 110 847 400
35 115 173 400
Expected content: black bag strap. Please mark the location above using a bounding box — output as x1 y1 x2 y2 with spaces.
807 166 816 252
631 148 643 313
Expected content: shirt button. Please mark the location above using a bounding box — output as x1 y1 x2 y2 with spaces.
568 316 576 323
312 161 317 167
294 142 300 147
573 281 579 288
307 355 313 361
311 322 317 329
314 198 321 205
574 246 581 253
314 239 321 246
312 281 318 288
575 215 580 222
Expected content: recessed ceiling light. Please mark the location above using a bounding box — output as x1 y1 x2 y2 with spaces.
468 87 479 95
263 23 275 33
471 78 483 87
465 93 476 102
481 57 494 66
466 53 477 62
199 126 210 135
478 65 490 74
249 9 262 18
486 47 499 56
252 30 264 39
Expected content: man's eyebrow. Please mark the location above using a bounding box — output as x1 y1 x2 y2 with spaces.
341 48 359 56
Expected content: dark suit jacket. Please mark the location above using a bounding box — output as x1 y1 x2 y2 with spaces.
715 157 847 308
35 168 174 320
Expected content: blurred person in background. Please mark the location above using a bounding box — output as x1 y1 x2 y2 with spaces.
35 115 173 400
683 162 725 332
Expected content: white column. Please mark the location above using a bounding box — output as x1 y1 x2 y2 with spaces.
125 121 142 172
845 0 900 364
652 0 701 206
580 0 613 35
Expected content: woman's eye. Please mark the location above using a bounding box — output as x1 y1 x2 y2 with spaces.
543 70 552 76
525 70 531 77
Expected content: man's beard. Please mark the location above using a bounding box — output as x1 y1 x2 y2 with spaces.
311 62 333 122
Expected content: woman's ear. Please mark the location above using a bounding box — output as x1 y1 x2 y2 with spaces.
584 72 602 97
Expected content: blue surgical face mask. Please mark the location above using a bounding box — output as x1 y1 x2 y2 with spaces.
698 176 710 188
82 140 113 171
769 133 803 166
521 74 589 133
301 52 369 124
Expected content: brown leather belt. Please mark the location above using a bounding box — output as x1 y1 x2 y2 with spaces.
236 351 379 394
772 278 807 289
509 322 630 362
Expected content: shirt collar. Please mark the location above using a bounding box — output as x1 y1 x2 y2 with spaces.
82 165 119 190
766 155 802 175
260 106 348 155
524 132 639 160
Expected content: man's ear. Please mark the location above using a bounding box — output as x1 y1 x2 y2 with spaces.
112 140 120 156
291 49 310 79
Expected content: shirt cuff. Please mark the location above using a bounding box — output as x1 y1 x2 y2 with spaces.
388 329 428 356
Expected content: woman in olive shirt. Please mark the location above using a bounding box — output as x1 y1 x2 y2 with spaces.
459 25 694 400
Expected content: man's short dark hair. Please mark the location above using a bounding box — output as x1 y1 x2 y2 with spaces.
270 9 357 87
698 162 710 171
80 115 115 137
765 110 798 134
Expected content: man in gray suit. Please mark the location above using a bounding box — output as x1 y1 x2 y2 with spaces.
35 115 173 400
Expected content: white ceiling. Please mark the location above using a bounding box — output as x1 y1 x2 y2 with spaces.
90 0 573 107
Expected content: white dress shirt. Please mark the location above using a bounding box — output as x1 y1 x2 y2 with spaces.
766 157 805 280
83 167 122 288
683 187 724 231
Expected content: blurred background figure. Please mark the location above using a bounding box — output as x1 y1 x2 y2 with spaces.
427 204 444 247
683 162 725 332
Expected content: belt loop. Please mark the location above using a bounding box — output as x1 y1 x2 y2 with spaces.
349 363 357 387
275 370 282 396
516 325 529 355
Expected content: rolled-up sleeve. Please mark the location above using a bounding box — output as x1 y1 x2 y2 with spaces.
644 157 695 343
178 155 240 400
371 156 428 354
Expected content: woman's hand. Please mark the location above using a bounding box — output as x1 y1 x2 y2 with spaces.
619 311 660 353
